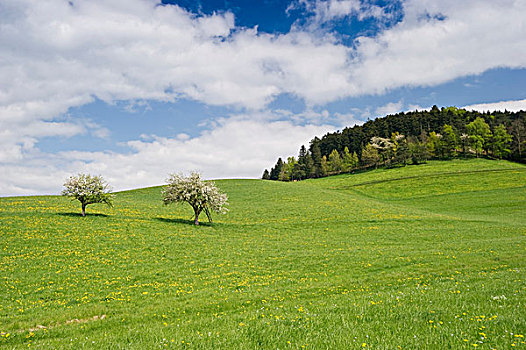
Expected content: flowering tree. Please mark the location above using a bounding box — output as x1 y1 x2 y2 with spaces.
162 172 228 225
371 136 394 165
62 174 114 216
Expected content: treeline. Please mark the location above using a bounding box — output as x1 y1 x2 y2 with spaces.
263 106 526 181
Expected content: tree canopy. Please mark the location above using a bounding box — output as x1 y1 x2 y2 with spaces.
62 174 114 216
162 172 228 225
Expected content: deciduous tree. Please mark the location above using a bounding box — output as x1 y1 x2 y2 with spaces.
320 155 329 177
460 133 469 156
362 143 380 168
351 151 359 169
342 147 353 172
442 124 458 158
427 132 443 158
328 149 343 174
408 134 429 164
370 136 393 166
467 117 492 157
491 124 512 159
510 119 525 158
62 174 114 217
162 172 228 225
278 157 297 181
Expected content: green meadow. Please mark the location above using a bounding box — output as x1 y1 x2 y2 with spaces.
1 159 525 349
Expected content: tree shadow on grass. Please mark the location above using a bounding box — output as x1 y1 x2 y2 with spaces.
56 212 109 218
154 217 218 227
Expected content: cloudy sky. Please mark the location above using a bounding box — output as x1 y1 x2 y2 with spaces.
1 0 525 196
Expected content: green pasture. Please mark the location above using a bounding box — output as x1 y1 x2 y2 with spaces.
0 159 525 348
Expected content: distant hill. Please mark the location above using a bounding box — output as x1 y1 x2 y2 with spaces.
264 106 526 181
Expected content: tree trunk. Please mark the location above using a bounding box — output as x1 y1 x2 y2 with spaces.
81 203 86 217
193 207 201 225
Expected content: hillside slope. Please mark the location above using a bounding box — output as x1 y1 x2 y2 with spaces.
1 159 525 349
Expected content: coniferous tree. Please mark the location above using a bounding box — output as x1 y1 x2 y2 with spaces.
263 106 525 181
294 145 309 180
393 138 410 165
304 152 314 177
298 145 307 161
269 158 283 180
262 169 270 180
292 163 306 181
311 143 323 178
390 133 405 165
307 107 524 165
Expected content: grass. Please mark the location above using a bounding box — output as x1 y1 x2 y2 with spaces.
0 158 525 349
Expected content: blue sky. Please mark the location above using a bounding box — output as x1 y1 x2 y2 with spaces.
1 0 525 195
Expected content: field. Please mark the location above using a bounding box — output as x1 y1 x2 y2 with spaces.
1 159 525 349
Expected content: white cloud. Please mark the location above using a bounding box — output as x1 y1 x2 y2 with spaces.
289 0 389 26
351 0 526 94
2 0 524 122
463 99 526 113
375 100 403 117
0 0 353 166
0 114 335 196
1 0 526 195
406 104 431 112
294 0 361 22
0 0 353 115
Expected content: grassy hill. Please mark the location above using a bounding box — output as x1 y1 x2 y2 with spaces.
1 159 525 349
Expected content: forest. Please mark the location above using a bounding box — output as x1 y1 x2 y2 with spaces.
263 106 526 181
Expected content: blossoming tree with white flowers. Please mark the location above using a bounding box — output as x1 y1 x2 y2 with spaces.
62 174 114 216
162 172 228 225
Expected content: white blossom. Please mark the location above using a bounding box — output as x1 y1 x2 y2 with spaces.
370 136 394 150
162 172 228 225
62 174 114 216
